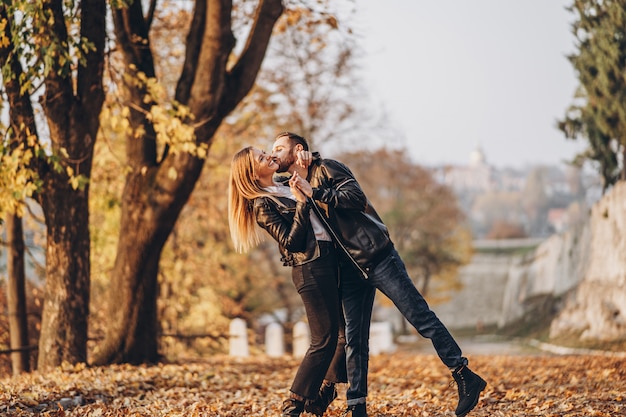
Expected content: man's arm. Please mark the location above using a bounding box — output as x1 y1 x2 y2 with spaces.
312 159 368 211
295 152 368 210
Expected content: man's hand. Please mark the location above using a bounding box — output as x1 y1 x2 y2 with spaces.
296 150 312 169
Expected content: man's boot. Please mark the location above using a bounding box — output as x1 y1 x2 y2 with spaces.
344 403 367 417
451 365 487 417
281 397 305 417
305 382 337 416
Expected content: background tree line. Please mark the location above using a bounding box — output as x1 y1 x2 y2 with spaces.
559 0 626 191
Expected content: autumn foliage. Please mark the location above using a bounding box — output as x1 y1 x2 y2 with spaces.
1 349 624 416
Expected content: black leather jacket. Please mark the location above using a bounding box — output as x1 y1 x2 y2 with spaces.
253 195 321 267
306 153 394 278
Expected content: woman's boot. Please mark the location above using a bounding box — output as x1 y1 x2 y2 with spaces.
305 382 337 416
282 397 305 416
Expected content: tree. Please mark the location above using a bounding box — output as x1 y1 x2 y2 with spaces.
0 205 45 375
85 1 363 362
91 0 284 365
559 0 626 190
5 214 30 374
1 0 105 371
255 4 370 148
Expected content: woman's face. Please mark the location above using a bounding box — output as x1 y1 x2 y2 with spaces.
252 148 278 181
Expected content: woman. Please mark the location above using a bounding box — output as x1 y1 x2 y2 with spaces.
228 146 346 417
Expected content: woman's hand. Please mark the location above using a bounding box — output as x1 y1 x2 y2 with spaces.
289 173 306 202
289 172 313 198
290 184 306 202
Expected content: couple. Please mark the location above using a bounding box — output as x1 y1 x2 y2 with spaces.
228 132 486 417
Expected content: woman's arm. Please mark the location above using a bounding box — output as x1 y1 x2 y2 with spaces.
254 198 311 252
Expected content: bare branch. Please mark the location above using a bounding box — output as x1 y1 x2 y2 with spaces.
223 0 283 111
175 0 206 104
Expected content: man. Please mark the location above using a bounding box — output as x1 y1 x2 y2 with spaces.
271 132 487 417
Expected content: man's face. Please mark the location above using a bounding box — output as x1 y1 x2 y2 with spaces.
271 136 298 173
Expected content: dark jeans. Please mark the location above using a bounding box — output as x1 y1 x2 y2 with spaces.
341 248 468 405
290 241 346 399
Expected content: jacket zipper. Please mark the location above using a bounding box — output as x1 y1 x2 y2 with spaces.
308 197 368 280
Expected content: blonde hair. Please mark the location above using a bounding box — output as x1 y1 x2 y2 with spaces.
228 146 274 252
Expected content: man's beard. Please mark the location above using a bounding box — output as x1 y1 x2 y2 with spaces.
275 152 296 173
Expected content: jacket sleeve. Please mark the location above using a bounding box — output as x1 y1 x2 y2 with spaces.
254 198 312 252
311 158 368 211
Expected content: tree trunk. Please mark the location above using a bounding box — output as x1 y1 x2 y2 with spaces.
6 214 30 375
91 160 203 364
37 183 91 370
1 0 106 371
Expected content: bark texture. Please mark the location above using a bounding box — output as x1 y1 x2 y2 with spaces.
6 214 30 375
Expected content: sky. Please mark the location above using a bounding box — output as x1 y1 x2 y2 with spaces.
355 0 585 169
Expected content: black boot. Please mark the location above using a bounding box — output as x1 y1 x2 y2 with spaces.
451 365 487 417
344 403 367 417
305 382 337 416
282 398 305 417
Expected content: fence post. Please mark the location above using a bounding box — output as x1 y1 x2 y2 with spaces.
369 321 396 355
265 322 285 357
229 318 249 357
292 321 310 358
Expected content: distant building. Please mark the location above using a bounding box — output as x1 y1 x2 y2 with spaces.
434 145 525 195
430 145 599 238
438 145 497 193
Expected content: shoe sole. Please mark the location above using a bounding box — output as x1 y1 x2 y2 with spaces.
456 379 487 417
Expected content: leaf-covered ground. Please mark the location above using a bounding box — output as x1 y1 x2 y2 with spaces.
1 349 625 416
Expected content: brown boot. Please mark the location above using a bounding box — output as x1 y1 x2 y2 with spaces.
305 382 337 416
282 397 305 417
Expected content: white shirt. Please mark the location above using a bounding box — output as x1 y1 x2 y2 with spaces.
264 184 332 242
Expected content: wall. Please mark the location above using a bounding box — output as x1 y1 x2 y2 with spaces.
432 253 513 330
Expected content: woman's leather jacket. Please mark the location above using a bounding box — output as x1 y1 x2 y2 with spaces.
253 195 321 267
306 153 394 279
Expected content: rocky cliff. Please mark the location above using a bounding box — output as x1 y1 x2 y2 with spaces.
549 181 626 342
497 218 591 331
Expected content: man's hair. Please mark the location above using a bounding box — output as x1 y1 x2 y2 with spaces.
275 131 309 151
